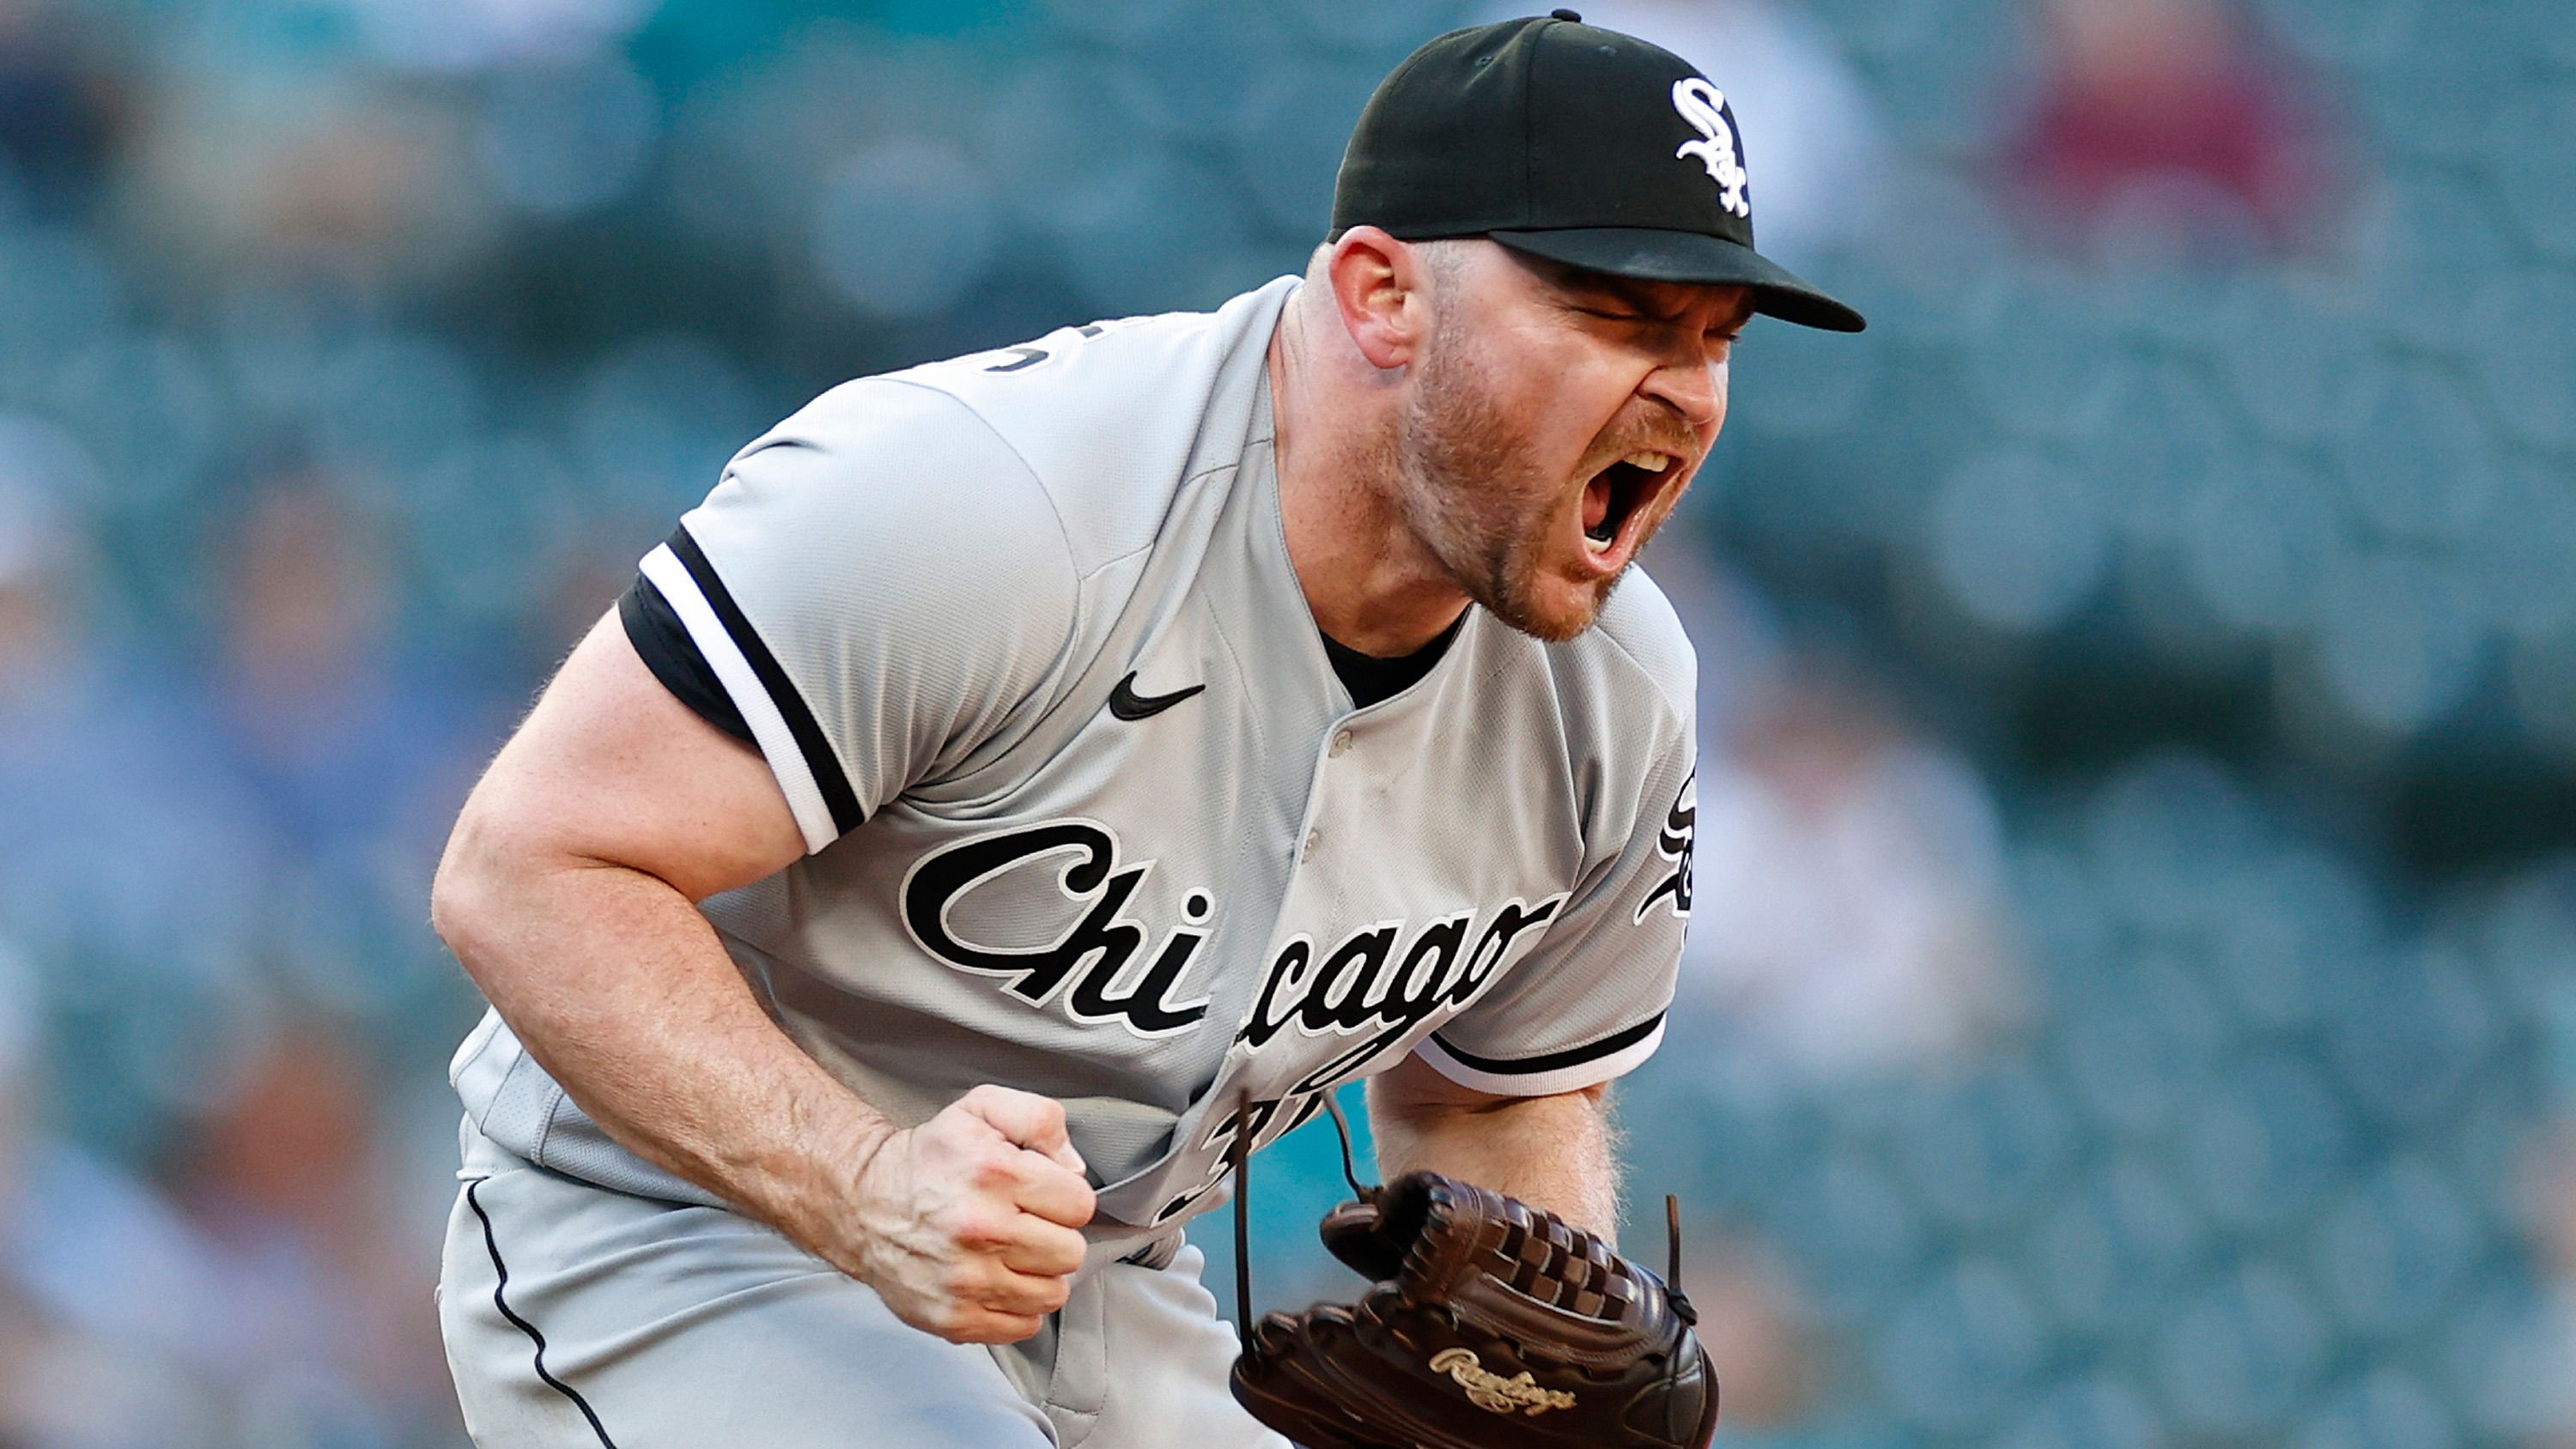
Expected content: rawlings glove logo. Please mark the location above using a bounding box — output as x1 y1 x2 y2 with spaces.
1671 79 1750 219
1429 1349 1577 1416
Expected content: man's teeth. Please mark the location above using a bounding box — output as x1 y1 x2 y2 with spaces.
1585 453 1673 554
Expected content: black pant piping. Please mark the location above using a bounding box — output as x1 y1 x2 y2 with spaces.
465 1176 621 1449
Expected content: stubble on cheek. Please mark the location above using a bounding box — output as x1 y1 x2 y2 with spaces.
1395 333 1607 642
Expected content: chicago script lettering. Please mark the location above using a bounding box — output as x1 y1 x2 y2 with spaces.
1248 897 1566 1092
902 821 1569 1064
901 822 1210 1036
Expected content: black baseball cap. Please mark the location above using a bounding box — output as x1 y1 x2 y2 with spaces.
1331 10 1865 333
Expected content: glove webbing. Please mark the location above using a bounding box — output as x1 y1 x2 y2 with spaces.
1484 1202 1628 1317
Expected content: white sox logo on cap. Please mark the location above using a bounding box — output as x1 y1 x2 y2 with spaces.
1670 77 1749 219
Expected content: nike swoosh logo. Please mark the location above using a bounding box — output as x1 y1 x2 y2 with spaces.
1108 672 1206 721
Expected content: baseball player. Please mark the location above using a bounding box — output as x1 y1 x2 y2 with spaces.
430 12 1860 1448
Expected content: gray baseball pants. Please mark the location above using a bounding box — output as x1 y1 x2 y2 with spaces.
437 1121 1288 1449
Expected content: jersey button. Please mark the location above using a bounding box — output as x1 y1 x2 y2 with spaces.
1329 730 1352 757
1301 828 1321 862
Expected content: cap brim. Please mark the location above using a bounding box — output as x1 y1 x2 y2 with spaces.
1487 227 1866 333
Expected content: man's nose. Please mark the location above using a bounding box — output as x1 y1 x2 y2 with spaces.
1643 352 1723 433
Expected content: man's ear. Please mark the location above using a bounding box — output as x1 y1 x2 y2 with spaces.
1325 227 1431 372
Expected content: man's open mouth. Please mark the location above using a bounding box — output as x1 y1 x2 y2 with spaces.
1582 451 1681 555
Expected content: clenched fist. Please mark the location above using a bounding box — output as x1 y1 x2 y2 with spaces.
845 1084 1098 1344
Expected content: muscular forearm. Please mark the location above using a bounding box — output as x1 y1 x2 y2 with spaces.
1367 1070 1622 1239
433 837 891 1267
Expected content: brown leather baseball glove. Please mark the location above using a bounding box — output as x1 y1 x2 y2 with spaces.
1229 1170 1720 1449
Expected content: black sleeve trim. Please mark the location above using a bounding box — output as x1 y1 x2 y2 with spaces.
1426 1011 1667 1076
620 576 754 743
667 524 866 837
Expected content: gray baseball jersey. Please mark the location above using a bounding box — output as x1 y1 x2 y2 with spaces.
449 276 1700 1233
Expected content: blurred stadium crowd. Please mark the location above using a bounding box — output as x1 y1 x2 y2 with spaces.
0 0 2570 1445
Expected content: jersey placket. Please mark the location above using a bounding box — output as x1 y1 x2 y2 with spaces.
1141 633 1521 1227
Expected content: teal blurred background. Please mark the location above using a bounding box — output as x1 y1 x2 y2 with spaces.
0 0 2570 1444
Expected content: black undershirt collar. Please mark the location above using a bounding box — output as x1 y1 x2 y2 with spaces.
1319 612 1467 709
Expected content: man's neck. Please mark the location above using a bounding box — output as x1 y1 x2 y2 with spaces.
1267 296 1473 658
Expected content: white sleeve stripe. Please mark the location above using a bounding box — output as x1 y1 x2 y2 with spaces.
1412 1018 1668 1097
639 543 839 854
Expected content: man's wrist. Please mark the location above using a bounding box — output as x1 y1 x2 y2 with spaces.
690 1082 900 1263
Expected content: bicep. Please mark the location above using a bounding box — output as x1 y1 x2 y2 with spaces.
453 611 806 901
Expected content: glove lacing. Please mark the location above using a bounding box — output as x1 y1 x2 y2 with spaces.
1230 1088 1376 1343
